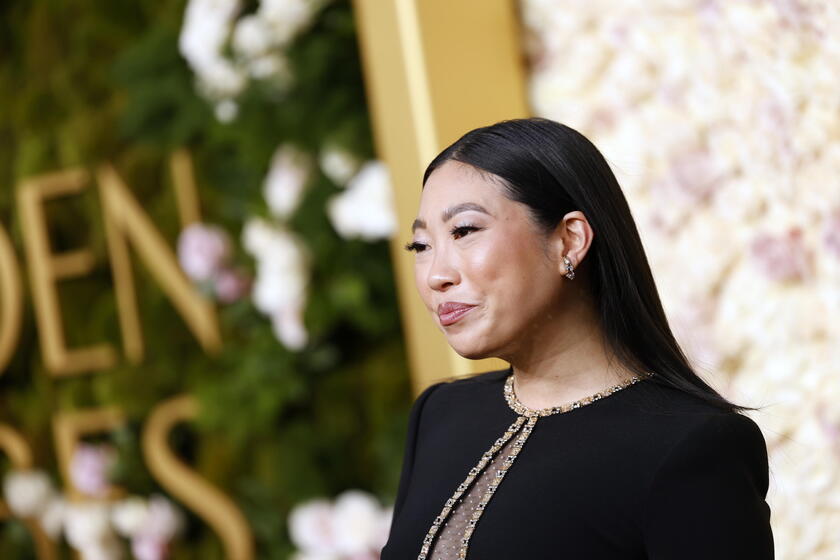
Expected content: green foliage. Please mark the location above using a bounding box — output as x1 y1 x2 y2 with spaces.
0 0 413 557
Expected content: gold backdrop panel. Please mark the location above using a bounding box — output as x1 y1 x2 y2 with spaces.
353 0 529 394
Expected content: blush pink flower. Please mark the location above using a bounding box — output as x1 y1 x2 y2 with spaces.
138 495 184 541
69 444 116 498
656 146 725 207
815 403 840 459
177 223 232 282
132 534 169 560
749 227 812 282
128 495 184 560
823 210 840 259
288 499 338 555
214 267 251 303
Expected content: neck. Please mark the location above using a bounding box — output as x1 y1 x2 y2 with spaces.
503 296 638 411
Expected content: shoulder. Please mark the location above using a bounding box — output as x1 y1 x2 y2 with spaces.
589 379 770 490
412 367 509 401
407 367 510 421
643 379 768 445
652 411 769 478
643 410 770 513
641 410 774 556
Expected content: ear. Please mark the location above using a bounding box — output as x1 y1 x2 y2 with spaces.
548 210 594 273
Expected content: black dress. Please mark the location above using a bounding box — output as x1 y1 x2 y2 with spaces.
381 367 774 559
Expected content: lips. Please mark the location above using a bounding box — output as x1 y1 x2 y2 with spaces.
437 302 476 326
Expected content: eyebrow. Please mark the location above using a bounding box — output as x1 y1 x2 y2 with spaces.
411 202 492 233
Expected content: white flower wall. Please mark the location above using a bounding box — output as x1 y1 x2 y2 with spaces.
521 1 840 557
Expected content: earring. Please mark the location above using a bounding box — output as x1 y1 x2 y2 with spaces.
563 255 575 280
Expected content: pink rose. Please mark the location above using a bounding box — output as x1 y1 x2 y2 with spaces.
69 444 115 498
138 495 184 541
749 227 811 282
132 534 169 560
177 223 232 282
823 210 840 259
214 267 251 303
653 147 724 207
288 499 338 555
815 403 840 459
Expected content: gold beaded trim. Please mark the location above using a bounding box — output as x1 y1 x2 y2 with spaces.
453 415 537 559
417 370 653 560
504 371 648 417
417 415 526 560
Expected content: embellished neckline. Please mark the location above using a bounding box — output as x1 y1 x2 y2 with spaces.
417 367 655 559
503 369 652 417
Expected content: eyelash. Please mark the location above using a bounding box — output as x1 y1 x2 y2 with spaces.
404 225 480 253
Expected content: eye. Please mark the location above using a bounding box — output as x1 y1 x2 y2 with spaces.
450 224 480 239
404 241 428 253
404 224 482 254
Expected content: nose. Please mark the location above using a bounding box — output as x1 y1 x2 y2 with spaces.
426 246 460 292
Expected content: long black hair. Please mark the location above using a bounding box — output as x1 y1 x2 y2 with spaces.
423 117 756 414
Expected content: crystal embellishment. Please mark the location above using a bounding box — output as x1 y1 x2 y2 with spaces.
417 369 651 559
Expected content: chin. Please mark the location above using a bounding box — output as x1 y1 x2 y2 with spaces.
446 336 494 361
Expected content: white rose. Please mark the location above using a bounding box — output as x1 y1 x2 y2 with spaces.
375 505 394 550
39 496 66 539
195 58 247 100
319 145 360 186
232 14 274 58
137 494 184 541
331 490 382 554
248 53 291 82
214 99 239 123
179 0 246 101
241 216 274 256
77 536 124 560
242 217 310 348
290 553 339 560
264 145 311 220
110 496 149 538
327 161 397 241
288 498 338 554
252 269 306 313
64 502 113 550
258 0 323 45
247 226 308 313
270 304 308 350
3 470 56 518
179 0 240 70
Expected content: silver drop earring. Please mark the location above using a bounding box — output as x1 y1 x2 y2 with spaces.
563 255 575 280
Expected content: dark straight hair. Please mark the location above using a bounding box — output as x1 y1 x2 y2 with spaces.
423 117 756 414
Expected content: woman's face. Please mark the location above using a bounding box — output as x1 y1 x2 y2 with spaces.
408 160 568 360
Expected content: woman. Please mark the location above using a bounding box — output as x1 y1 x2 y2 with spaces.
380 118 774 559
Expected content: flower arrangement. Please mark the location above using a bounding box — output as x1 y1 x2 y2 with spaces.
175 0 398 350
288 490 392 559
521 1 840 556
1 0 413 556
3 444 184 560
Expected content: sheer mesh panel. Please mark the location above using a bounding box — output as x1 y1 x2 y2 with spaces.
427 434 519 558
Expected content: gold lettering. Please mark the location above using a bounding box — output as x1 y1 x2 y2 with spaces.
143 395 254 560
17 169 116 375
0 223 23 374
97 164 220 361
169 149 202 227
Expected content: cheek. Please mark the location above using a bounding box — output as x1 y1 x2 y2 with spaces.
413 262 433 304
468 237 535 285
413 263 424 294
469 238 554 308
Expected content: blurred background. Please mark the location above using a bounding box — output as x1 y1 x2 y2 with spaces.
0 0 838 558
